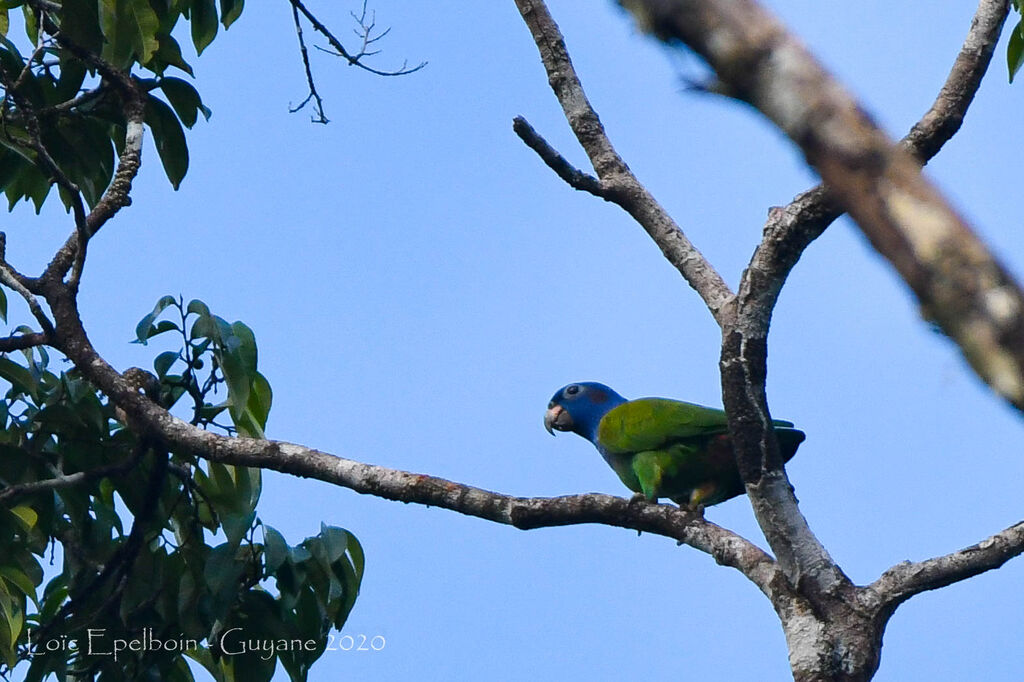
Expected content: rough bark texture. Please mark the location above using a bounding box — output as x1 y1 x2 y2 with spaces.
514 0 1019 679
0 2 1020 681
621 0 1024 414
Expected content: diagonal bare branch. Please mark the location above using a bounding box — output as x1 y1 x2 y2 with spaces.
621 0 1024 414
866 518 1024 611
743 0 1011 320
512 0 734 322
719 0 1011 595
512 116 605 196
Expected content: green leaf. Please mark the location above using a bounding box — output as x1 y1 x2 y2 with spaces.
1009 21 1024 83
190 0 218 55
0 357 38 399
184 647 226 682
60 0 104 54
244 371 272 433
154 350 180 377
220 0 243 29
151 33 194 76
0 286 7 323
20 4 35 44
145 96 189 188
0 566 36 603
99 0 161 66
262 526 288 573
0 8 8 36
8 505 36 530
159 77 211 128
134 294 178 344
187 298 211 319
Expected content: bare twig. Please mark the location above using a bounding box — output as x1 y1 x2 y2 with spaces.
512 117 604 196
726 2 1011 592
289 2 329 123
0 446 144 505
287 0 427 77
0 262 53 335
866 518 1024 610
512 0 733 320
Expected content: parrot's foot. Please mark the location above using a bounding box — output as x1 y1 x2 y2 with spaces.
629 492 649 506
687 483 716 515
685 501 706 518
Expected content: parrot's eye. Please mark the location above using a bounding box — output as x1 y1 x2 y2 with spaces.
565 384 580 396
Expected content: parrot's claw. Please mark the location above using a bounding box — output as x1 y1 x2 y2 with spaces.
685 501 706 518
629 492 648 506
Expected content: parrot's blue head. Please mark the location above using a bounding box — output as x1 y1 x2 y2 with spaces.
544 382 627 444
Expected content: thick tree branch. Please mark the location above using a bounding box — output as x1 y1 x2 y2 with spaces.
36 35 147 287
621 0 1024 413
43 93 145 288
717 0 1010 601
40 285 791 602
865 518 1024 611
512 0 734 321
0 332 49 352
744 0 1010 318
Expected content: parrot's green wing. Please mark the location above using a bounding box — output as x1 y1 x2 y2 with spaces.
593 397 802 507
596 397 796 454
595 398 731 454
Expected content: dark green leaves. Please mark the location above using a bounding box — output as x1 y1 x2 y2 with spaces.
1011 2 1024 82
0 299 361 681
158 77 212 128
1010 20 1024 83
134 294 179 344
220 0 244 29
145 96 189 189
190 0 218 55
0 0 239 211
98 0 161 67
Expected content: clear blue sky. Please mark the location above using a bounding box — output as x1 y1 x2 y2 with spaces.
11 1 1024 679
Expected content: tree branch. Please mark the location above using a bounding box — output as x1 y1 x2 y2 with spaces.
289 1 329 123
512 0 734 321
620 0 1024 413
512 116 605 196
39 284 791 601
866 518 1024 611
743 0 1010 318
287 0 426 77
0 446 144 505
717 0 1011 597
43 88 145 288
0 257 53 336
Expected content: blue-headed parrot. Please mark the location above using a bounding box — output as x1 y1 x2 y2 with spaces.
544 382 805 508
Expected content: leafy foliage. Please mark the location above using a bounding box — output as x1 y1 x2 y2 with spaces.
1011 1 1024 82
0 298 362 681
0 0 231 211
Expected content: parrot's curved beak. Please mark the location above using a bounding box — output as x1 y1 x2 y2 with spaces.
544 404 573 435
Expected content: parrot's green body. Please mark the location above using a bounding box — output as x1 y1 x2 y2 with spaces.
545 382 805 508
